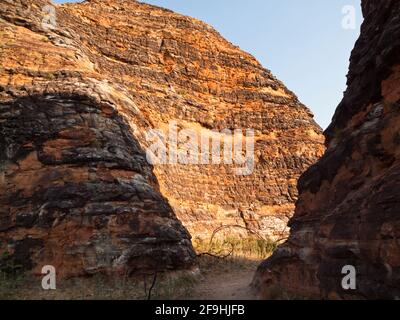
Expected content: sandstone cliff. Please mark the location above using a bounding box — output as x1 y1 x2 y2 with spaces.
253 0 400 299
0 0 323 277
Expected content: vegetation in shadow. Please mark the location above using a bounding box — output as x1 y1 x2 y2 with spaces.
0 236 278 300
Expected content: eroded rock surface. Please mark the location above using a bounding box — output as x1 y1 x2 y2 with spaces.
253 0 400 299
0 0 323 276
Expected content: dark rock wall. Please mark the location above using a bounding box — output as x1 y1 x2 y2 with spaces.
253 0 400 299
0 92 196 277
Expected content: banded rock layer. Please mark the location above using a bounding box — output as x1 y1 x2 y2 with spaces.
253 0 400 299
0 0 323 276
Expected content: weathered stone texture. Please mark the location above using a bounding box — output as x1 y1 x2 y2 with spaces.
253 0 400 299
0 0 323 276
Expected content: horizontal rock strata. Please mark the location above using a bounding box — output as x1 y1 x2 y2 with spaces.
0 0 323 276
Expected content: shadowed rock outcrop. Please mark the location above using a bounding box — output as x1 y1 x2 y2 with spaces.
0 93 195 277
253 0 400 299
0 0 323 276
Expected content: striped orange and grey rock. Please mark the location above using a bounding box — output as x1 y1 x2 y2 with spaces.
0 0 324 276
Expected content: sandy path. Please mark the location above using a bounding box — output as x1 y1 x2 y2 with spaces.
192 268 257 300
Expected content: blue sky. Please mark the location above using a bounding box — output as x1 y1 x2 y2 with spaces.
53 0 362 129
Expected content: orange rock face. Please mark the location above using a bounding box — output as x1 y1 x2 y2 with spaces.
0 0 323 276
253 0 400 299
